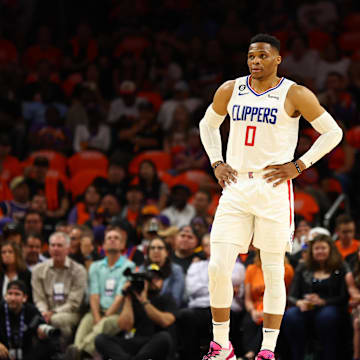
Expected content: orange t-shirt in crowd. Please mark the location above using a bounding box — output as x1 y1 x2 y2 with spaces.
245 263 294 312
335 239 360 259
294 190 319 223
0 155 22 183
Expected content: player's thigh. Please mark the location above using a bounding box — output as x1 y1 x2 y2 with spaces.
211 202 254 253
253 216 292 253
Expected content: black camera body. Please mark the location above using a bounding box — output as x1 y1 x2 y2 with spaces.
123 265 162 295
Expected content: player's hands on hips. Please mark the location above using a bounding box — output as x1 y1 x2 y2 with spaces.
263 160 306 187
214 163 238 188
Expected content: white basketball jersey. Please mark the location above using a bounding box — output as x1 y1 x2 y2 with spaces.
226 76 300 172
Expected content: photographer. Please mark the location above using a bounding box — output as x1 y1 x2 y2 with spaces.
0 280 60 360
94 264 178 360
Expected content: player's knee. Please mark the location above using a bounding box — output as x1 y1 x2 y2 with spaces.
262 263 285 299
208 259 231 283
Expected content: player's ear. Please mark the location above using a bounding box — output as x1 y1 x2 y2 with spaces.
276 55 282 65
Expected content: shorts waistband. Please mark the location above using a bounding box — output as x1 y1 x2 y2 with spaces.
236 170 266 179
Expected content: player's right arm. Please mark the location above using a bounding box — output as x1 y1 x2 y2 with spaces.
199 80 238 187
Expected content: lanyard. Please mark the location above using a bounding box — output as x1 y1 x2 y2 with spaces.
4 303 25 348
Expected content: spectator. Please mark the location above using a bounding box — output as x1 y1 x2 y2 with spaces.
335 214 359 259
31 232 87 344
25 157 69 219
94 264 178 360
282 235 349 360
0 280 61 360
73 107 110 153
23 233 47 271
67 184 101 225
0 134 22 184
77 230 102 271
171 225 201 274
176 233 245 360
24 210 44 239
192 189 212 218
137 160 169 210
242 250 294 359
142 237 185 307
68 227 135 358
92 158 130 205
0 241 32 303
0 176 30 222
161 185 195 228
345 245 360 360
158 226 179 250
68 225 88 261
2 223 23 247
22 25 62 70
122 186 144 227
107 80 147 123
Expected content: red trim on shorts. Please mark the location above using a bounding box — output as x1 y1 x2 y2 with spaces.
287 180 292 226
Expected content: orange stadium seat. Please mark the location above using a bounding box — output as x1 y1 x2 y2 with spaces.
128 151 172 175
69 169 107 201
294 190 320 223
67 151 108 177
24 150 67 175
46 170 70 191
346 126 360 149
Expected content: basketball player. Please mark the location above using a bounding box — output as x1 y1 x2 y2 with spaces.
199 34 342 360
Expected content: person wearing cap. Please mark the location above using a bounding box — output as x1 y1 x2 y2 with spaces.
0 176 30 222
107 80 148 123
0 280 62 360
161 185 195 228
67 227 135 359
25 156 69 219
93 263 178 360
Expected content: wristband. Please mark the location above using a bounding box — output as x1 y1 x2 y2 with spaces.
212 161 224 170
293 161 302 174
141 300 150 306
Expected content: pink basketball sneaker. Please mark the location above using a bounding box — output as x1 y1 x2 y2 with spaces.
202 341 236 360
256 349 275 359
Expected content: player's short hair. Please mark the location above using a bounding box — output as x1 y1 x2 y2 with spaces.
250 33 280 52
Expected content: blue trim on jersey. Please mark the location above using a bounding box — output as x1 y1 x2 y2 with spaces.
246 76 285 96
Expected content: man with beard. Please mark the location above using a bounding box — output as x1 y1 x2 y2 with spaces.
161 185 195 228
66 227 135 360
0 280 61 360
94 264 178 360
24 233 47 271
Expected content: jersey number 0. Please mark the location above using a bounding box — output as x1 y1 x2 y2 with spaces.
245 126 256 146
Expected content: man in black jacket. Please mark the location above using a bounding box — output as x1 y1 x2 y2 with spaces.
0 280 61 360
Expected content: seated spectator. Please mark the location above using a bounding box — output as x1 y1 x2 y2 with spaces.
0 241 32 303
345 245 360 360
94 264 178 360
141 237 185 306
282 235 349 360
161 185 195 228
77 230 102 271
0 280 61 360
122 186 144 227
32 232 87 345
176 233 245 360
92 158 130 204
23 25 62 70
172 127 208 173
192 189 212 218
30 194 57 238
114 101 163 154
28 105 72 154
335 214 359 259
290 216 311 255
242 250 294 359
23 233 47 271
107 80 147 124
190 216 209 243
158 226 179 250
25 157 69 219
0 176 30 222
2 223 23 247
136 160 169 210
73 107 110 153
67 184 101 225
171 225 202 274
0 134 22 184
68 227 135 358
67 225 87 261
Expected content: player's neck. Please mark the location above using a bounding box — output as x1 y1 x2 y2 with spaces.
249 74 281 93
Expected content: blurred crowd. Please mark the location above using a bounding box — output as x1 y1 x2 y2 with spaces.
1 0 360 359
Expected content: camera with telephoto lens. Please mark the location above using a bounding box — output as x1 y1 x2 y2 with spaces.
123 264 163 295
29 315 61 339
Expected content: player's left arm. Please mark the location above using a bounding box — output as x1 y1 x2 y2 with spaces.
264 85 343 187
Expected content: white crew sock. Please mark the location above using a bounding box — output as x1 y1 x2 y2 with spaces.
261 328 280 352
212 320 230 348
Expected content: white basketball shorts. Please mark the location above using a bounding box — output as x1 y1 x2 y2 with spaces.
210 170 294 254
